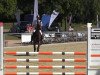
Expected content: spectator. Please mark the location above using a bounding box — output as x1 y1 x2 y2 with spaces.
26 24 29 32
27 24 33 33
69 26 74 32
29 24 34 33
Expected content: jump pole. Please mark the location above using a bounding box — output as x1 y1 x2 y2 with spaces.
4 51 86 55
5 65 86 69
4 58 86 62
5 72 86 75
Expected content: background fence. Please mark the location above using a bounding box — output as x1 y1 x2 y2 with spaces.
4 31 87 47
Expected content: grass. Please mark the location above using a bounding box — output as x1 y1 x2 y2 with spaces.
4 23 13 29
61 22 97 31
61 23 87 31
4 34 21 40
4 23 20 40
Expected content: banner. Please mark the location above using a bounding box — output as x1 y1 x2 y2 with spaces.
41 14 51 31
42 14 51 26
33 0 38 25
48 10 59 28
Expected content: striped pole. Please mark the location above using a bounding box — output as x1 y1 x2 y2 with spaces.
4 58 86 62
91 54 100 57
5 72 86 75
4 52 86 55
5 65 86 69
0 22 3 75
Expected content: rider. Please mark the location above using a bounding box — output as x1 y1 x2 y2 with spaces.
37 15 42 35
33 15 42 35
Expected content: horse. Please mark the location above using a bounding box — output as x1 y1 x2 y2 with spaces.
31 20 43 52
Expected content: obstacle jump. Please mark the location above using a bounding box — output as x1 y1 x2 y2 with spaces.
4 50 86 75
4 51 86 75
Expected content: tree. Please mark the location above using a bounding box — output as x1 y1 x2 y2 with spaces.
0 0 100 23
93 0 100 22
0 0 17 21
17 0 34 13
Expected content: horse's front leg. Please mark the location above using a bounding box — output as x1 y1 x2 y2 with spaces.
34 43 36 52
37 42 40 52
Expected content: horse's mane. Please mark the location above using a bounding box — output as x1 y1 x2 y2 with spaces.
36 20 42 30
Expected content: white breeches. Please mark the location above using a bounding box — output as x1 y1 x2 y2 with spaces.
33 30 42 35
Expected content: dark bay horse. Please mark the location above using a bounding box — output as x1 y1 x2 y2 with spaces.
31 20 43 52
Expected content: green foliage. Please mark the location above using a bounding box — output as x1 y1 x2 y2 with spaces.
0 0 17 21
17 0 34 13
0 0 100 23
